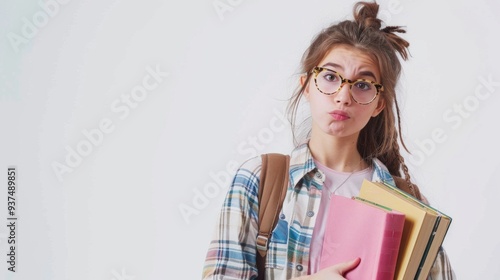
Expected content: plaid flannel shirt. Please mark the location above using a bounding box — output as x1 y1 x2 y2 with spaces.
202 143 455 279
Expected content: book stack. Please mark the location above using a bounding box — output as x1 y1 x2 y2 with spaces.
319 179 452 280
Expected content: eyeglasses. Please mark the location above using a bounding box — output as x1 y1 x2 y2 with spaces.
311 66 384 105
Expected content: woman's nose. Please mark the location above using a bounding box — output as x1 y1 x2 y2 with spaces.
334 83 352 105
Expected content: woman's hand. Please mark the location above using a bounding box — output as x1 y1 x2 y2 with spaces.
293 258 361 280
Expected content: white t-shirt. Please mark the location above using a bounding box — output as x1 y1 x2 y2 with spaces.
308 159 373 274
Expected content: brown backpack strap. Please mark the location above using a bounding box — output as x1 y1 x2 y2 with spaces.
256 153 290 280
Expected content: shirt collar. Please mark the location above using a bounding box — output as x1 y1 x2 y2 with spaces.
288 142 396 190
371 158 396 187
289 142 316 190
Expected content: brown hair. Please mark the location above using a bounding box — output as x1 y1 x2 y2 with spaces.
287 1 415 193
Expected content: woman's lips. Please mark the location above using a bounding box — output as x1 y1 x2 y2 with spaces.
329 110 350 121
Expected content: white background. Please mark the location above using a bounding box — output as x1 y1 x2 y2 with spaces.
1 0 499 279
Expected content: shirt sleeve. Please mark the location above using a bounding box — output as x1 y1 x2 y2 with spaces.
427 246 456 280
202 157 261 280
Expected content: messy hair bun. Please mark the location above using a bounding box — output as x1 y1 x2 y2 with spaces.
354 1 410 60
354 1 383 29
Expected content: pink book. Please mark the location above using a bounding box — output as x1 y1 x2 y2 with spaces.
320 195 405 279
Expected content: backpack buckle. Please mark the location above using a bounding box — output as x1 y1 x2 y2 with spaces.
256 234 269 253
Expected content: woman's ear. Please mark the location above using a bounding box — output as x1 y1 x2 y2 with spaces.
371 98 386 117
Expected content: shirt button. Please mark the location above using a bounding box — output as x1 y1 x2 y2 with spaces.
315 172 323 180
296 264 303 271
307 211 315 217
279 213 286 220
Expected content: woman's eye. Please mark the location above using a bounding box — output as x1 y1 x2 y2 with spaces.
355 82 372 91
323 73 337 82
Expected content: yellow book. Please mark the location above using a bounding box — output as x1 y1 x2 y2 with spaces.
374 181 452 280
359 180 445 280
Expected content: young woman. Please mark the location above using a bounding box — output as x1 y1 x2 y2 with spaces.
202 1 455 279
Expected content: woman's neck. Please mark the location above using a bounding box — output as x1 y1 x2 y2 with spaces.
308 133 367 172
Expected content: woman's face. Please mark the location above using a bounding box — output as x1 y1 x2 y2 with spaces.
303 45 385 142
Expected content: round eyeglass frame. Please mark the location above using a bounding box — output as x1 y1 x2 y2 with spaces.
311 66 384 105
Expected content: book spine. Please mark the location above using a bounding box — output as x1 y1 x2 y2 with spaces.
415 216 441 280
375 213 405 280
